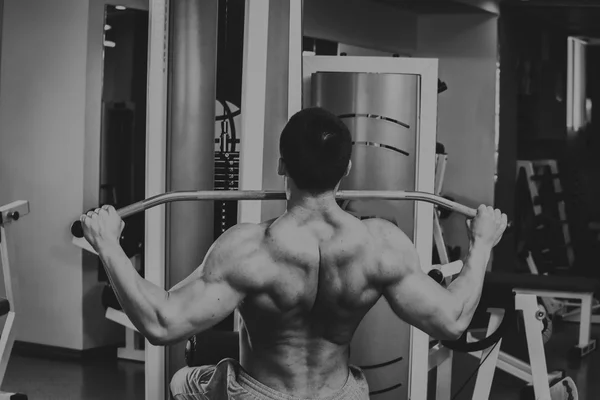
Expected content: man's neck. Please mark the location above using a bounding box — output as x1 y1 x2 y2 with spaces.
286 189 339 217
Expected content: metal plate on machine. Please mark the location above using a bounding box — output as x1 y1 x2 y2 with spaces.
311 72 418 234
312 72 420 399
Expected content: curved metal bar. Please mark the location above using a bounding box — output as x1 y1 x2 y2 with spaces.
117 190 477 219
71 190 480 238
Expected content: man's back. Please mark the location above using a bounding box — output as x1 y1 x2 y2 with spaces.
238 208 389 398
81 106 507 400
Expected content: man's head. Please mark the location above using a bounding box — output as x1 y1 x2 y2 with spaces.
279 107 352 194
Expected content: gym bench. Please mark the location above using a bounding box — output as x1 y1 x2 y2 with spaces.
487 272 598 358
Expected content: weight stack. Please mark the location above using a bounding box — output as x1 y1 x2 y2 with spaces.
213 150 239 331
214 151 240 238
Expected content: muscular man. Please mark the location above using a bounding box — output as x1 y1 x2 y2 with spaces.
81 107 507 400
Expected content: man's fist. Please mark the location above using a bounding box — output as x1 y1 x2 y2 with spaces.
80 205 124 251
466 205 508 248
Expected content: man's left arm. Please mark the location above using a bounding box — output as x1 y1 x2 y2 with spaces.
83 206 266 345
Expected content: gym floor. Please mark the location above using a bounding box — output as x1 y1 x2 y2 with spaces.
2 322 598 399
454 321 600 400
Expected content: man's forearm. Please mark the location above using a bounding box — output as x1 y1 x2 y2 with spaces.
446 242 491 330
97 242 169 341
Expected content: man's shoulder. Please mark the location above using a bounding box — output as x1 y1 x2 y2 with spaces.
213 223 266 260
361 218 411 248
361 218 417 273
221 223 265 242
209 223 275 289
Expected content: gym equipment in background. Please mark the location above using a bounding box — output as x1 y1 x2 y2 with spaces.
516 160 599 358
0 201 30 400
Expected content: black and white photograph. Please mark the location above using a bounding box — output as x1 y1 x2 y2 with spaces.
0 0 598 399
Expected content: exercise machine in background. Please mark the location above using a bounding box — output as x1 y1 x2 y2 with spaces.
428 150 566 400
516 159 599 358
91 98 244 362
0 201 30 399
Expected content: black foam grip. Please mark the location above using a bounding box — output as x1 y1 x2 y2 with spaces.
71 221 84 238
0 298 10 317
428 269 445 285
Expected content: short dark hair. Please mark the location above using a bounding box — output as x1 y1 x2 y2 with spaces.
279 107 352 193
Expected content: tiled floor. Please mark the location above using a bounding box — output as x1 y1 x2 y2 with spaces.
2 354 144 400
2 322 598 399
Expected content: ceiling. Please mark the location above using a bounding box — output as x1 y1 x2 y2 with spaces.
503 0 600 5
375 0 600 38
501 0 600 38
372 0 492 14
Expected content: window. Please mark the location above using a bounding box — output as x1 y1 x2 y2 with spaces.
567 37 587 134
494 62 500 183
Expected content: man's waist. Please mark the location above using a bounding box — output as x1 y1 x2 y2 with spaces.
242 352 350 389
236 359 366 400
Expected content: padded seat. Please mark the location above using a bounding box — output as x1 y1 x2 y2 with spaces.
0 298 10 317
485 272 600 294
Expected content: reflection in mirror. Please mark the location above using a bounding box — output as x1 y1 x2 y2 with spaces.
98 4 149 306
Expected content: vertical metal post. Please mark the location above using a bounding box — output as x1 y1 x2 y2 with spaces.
145 0 169 398
167 0 219 382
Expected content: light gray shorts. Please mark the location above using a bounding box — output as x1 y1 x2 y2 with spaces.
170 358 370 400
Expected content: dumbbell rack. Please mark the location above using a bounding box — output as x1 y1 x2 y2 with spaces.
516 161 565 316
525 160 574 272
517 160 600 325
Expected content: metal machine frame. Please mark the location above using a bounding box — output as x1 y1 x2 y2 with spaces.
295 56 438 399
144 0 170 397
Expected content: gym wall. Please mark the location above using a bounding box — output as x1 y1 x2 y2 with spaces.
300 5 499 262
303 0 418 55
84 0 150 350
0 0 149 351
414 13 499 257
0 0 92 349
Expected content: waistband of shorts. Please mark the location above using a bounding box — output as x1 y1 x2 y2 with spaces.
237 366 363 400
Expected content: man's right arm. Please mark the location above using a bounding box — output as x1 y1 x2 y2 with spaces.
368 206 506 340
443 241 491 334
